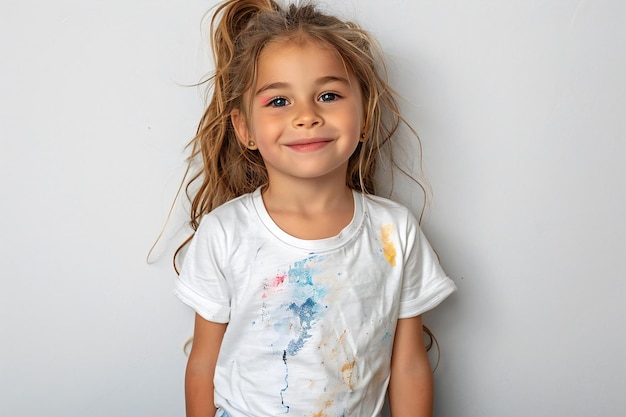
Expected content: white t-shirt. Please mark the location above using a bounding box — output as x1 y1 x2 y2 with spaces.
175 188 456 417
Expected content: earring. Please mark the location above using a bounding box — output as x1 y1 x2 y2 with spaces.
248 140 256 148
360 133 366 142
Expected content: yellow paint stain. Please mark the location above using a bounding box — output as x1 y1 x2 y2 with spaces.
313 400 333 417
341 359 357 391
381 224 396 266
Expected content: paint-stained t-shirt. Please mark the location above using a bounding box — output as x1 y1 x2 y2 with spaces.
175 188 456 417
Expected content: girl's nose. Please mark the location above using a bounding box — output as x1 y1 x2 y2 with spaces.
293 104 323 128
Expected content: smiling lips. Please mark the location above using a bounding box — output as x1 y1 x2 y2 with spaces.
286 138 333 152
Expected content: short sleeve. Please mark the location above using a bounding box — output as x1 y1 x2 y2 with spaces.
398 213 456 318
173 215 231 323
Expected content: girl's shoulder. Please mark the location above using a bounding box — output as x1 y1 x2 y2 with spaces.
361 192 417 222
196 189 258 231
362 192 405 209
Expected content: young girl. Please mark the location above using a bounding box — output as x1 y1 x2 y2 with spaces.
173 0 456 416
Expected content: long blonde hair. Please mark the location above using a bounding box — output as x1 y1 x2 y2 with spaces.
176 0 424 265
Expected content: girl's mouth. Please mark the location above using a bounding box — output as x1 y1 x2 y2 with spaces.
286 138 332 152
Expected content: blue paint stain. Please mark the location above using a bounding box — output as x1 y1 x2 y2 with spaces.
285 297 318 355
280 349 290 413
263 255 330 413
288 257 316 286
382 332 392 341
282 257 327 357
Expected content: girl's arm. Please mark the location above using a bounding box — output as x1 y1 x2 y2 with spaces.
185 313 227 417
388 315 434 417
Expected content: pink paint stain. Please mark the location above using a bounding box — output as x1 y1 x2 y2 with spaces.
261 274 286 300
272 274 286 287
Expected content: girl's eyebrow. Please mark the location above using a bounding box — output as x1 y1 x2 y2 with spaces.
255 82 289 96
254 76 350 96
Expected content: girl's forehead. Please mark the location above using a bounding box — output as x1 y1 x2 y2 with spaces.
256 39 350 77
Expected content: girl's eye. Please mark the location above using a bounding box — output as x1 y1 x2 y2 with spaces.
319 92 340 102
268 97 289 107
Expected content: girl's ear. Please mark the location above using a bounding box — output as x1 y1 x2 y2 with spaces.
360 121 367 142
231 109 257 150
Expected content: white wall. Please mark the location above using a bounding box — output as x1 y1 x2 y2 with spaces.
1 1 624 416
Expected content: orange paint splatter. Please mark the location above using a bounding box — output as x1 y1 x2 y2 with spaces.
381 224 396 266
313 400 334 417
341 359 357 391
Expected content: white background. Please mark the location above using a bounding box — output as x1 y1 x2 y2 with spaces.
1 1 624 416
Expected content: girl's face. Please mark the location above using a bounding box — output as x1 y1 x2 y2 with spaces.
231 39 364 187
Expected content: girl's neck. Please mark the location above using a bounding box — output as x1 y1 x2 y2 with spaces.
261 178 355 240
262 177 352 213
